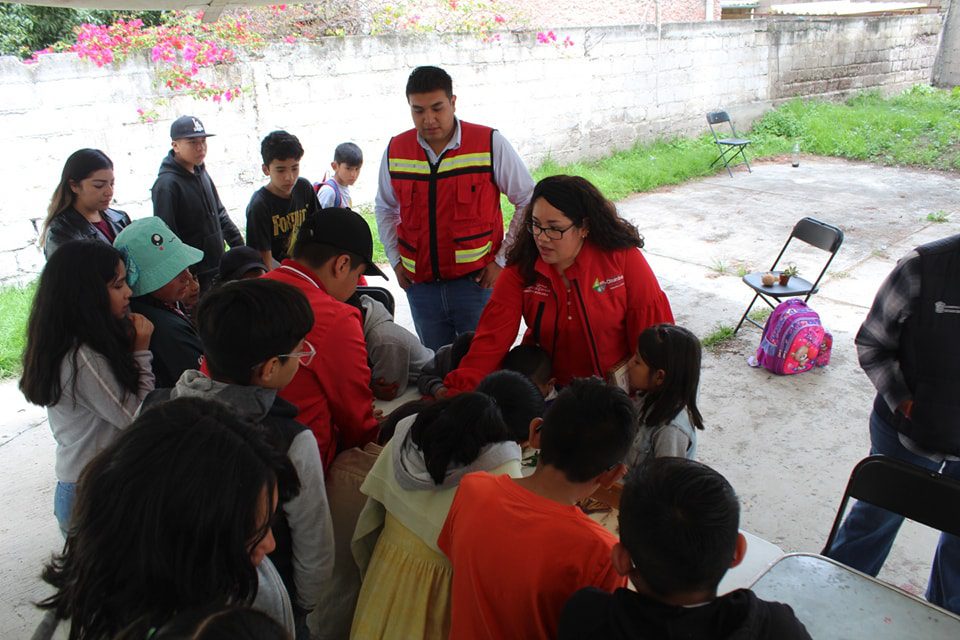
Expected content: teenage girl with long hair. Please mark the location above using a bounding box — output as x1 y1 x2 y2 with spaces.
625 323 706 468
40 149 131 259
33 397 298 640
19 239 154 535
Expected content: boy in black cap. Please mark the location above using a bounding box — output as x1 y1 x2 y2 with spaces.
263 207 385 471
219 245 268 284
152 115 243 293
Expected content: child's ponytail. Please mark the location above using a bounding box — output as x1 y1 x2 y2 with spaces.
410 392 509 485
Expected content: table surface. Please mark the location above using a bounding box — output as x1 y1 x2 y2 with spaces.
717 531 783 595
751 553 960 639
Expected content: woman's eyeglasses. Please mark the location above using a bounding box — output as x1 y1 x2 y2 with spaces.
527 221 576 240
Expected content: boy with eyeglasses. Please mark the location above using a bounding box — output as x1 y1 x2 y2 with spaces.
152 115 244 292
142 278 334 640
439 377 637 640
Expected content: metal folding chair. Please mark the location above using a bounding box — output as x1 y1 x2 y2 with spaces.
356 285 395 318
707 110 752 177
823 455 960 555
734 217 843 334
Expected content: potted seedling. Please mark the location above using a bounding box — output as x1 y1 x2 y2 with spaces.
779 263 799 286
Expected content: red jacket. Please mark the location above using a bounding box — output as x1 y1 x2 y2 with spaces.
265 260 379 470
444 243 674 392
389 121 503 282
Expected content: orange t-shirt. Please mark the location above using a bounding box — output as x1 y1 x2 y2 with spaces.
438 472 627 640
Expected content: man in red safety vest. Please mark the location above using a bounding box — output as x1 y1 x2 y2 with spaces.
374 65 535 351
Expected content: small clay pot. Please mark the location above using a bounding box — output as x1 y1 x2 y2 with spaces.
761 273 776 287
779 273 791 286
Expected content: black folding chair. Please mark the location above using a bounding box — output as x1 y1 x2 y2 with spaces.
356 285 395 318
707 110 752 177
734 217 843 334
822 455 960 556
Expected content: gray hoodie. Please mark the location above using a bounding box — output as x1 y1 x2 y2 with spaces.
49 345 155 483
361 295 434 390
164 370 334 613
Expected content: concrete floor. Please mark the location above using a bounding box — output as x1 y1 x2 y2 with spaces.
2 156 959 637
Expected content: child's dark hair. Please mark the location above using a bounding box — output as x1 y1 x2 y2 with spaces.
500 344 552 386
334 142 363 166
378 398 430 445
406 65 453 98
196 279 314 385
539 377 637 483
637 324 704 430
475 370 544 442
619 458 739 597
410 392 509 485
38 397 298 640
20 240 139 407
261 130 304 166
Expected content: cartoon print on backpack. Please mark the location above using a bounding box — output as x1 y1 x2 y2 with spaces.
748 299 832 375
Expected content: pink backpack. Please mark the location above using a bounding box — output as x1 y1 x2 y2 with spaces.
749 299 832 375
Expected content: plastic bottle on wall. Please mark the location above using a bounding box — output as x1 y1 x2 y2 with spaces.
791 142 800 168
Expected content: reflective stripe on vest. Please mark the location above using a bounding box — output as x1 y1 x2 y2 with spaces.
438 152 492 174
455 241 493 264
400 255 416 272
388 152 493 177
388 158 431 175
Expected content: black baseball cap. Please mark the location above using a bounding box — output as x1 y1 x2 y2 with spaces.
219 246 267 282
171 115 215 140
298 208 388 279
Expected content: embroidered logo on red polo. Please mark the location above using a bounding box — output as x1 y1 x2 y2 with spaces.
592 274 624 293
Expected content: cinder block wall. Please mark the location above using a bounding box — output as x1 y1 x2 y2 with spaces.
0 16 941 283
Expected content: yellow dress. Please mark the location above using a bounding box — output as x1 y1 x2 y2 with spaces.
350 512 452 639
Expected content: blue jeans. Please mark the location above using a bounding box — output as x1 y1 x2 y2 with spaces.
405 277 493 352
54 481 77 539
826 408 960 614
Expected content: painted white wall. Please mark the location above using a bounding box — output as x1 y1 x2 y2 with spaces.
0 16 941 283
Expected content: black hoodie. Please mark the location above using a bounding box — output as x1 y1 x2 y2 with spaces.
151 150 243 290
558 587 812 640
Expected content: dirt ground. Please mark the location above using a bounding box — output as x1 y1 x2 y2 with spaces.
1 157 958 637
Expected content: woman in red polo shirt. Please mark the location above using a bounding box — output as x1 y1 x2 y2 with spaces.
442 174 673 394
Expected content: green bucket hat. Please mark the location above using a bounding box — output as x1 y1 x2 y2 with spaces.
114 218 204 297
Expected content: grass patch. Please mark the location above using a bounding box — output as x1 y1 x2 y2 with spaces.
701 324 736 349
926 210 950 223
355 204 388 265
748 307 772 324
751 85 960 171
710 259 729 275
0 281 35 380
